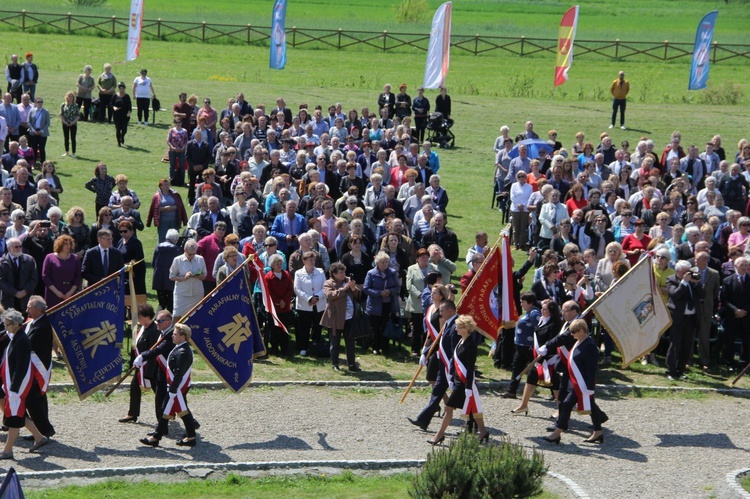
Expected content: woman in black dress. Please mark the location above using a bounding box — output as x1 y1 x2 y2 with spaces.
111 82 132 147
427 315 489 445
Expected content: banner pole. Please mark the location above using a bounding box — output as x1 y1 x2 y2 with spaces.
400 323 446 404
177 258 251 324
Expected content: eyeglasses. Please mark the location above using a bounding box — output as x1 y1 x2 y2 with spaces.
264 243 277 247
119 230 129 234
103 213 112 217
75 212 83 217
657 255 668 260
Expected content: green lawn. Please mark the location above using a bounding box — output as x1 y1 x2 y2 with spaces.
1 0 747 43
0 26 748 393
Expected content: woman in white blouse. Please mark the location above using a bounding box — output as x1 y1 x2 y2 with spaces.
169 239 206 320
293 251 327 356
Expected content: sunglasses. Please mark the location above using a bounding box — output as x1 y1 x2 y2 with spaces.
264 243 277 247
119 230 129 234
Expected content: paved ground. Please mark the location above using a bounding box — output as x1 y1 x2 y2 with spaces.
5 385 750 498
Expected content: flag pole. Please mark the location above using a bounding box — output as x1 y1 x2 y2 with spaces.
177 257 251 324
105 330 169 397
126 260 139 351
729 362 750 387
400 226 511 403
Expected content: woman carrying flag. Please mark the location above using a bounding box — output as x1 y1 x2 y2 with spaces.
427 315 490 445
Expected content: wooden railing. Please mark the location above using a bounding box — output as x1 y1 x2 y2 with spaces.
1 10 749 63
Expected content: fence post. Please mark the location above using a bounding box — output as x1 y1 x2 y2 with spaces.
157 19 161 39
21 9 25 31
475 34 479 56
712 40 718 64
202 21 206 42
383 30 387 52
338 28 342 49
520 36 525 56
663 40 668 60
615 39 619 59
112 16 116 37
67 12 72 33
248 24 252 44
292 26 296 48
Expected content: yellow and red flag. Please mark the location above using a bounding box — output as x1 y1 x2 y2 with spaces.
458 234 517 341
554 6 579 87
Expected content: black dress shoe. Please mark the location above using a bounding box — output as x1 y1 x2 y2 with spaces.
176 438 197 447
118 416 138 423
140 437 159 447
348 364 362 372
407 417 428 431
500 392 517 399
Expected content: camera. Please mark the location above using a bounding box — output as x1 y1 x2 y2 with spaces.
39 220 51 228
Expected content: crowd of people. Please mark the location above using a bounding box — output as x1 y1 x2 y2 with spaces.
4 51 750 450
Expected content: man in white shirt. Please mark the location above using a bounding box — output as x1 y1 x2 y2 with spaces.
510 171 533 249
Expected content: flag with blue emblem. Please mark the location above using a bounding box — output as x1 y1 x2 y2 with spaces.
270 0 288 70
48 269 126 400
182 261 265 393
688 11 718 91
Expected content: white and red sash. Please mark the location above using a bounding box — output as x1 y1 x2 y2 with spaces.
29 353 51 394
162 364 192 419
1 348 33 418
452 344 483 416
533 332 553 385
566 340 594 414
424 304 439 342
134 327 152 391
437 328 451 381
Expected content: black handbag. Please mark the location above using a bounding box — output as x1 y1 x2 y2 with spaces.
349 303 372 340
383 313 404 340
151 97 161 111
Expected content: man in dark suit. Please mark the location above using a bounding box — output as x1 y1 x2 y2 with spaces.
675 227 701 261
581 190 611 229
372 185 404 226
692 252 720 369
151 230 183 313
0 237 37 311
22 221 53 296
119 304 161 424
196 196 233 238
687 241 721 274
185 129 211 205
81 228 125 286
421 212 460 263
415 156 434 186
24 295 55 438
356 143 377 178
28 98 50 165
409 299 459 430
112 195 144 235
666 261 704 380
719 256 750 369
269 199 308 255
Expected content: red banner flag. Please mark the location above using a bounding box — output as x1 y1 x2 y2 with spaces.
554 6 579 87
458 235 517 341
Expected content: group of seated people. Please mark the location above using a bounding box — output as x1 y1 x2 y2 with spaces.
493 125 750 381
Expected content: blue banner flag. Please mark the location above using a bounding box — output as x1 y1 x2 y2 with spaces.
0 466 24 499
688 11 718 90
270 0 287 70
48 270 126 400
183 262 265 393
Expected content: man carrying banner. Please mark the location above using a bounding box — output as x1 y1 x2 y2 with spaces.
140 323 198 448
119 304 160 424
408 299 459 431
24 295 55 440
0 308 49 459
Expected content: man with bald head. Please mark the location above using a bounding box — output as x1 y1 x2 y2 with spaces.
692 251 719 369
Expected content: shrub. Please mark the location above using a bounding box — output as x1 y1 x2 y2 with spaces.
410 432 547 499
393 0 429 24
65 0 108 6
698 81 744 105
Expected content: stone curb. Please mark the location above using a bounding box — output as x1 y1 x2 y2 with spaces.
726 469 750 498
47 380 750 398
17 459 588 497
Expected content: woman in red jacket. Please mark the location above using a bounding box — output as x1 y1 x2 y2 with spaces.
263 253 294 356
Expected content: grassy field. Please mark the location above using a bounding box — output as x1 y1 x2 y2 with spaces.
1 0 748 43
0 25 749 392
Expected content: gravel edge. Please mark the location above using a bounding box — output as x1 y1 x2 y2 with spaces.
17 459 587 498
726 469 750 498
47 380 750 398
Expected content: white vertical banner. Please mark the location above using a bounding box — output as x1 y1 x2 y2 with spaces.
126 0 144 61
423 2 452 90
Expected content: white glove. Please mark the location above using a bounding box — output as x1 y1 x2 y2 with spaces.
449 381 455 391
465 389 473 398
8 393 20 409
419 354 428 367
133 355 145 368
537 345 548 357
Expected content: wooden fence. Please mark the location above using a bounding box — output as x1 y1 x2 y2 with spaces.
2 10 749 63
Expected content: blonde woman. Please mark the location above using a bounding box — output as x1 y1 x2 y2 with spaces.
59 91 79 157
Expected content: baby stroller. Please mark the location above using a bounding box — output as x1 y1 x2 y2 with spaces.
426 112 455 149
